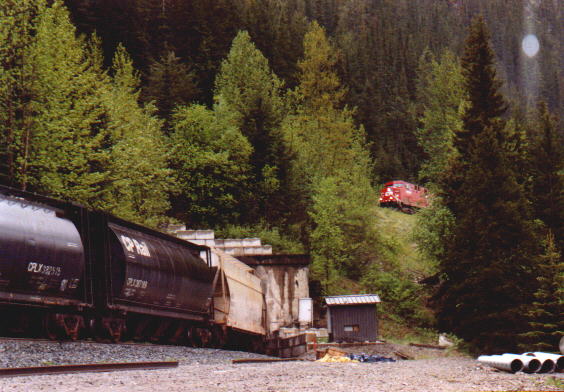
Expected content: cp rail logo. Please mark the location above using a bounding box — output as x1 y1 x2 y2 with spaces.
120 235 151 257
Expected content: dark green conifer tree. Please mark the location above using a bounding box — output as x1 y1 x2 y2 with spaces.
527 102 563 251
0 0 44 187
436 17 541 353
286 22 376 292
415 49 466 184
141 49 199 131
169 104 252 227
100 44 173 227
25 1 110 202
214 31 289 224
519 232 563 352
237 0 307 88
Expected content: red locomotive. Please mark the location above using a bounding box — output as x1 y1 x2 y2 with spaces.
379 180 429 213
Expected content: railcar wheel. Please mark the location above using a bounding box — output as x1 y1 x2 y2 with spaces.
189 326 206 347
151 319 173 343
199 328 212 347
187 326 211 347
211 326 228 348
130 317 152 341
186 326 200 347
95 317 125 342
108 319 125 342
250 336 265 354
43 314 63 340
169 322 187 345
58 314 83 340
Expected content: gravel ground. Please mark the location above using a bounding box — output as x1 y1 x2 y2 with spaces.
0 340 562 391
0 339 269 367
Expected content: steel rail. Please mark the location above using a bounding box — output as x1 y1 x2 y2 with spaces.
232 358 303 364
0 336 180 350
0 361 178 378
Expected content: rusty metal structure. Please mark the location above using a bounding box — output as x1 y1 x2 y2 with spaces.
0 361 178 378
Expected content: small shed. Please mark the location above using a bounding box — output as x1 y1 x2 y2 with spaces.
325 294 381 342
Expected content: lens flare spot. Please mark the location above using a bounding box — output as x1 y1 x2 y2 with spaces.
522 34 540 57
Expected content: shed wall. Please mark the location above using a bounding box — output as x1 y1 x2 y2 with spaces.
328 304 378 342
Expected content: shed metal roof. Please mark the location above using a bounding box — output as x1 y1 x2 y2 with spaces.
325 294 381 306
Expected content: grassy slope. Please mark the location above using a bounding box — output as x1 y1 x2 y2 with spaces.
372 207 439 344
374 207 437 278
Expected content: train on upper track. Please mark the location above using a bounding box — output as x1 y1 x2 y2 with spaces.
378 180 430 213
0 185 279 352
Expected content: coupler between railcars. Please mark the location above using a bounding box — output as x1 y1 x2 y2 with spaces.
88 314 126 342
43 313 84 341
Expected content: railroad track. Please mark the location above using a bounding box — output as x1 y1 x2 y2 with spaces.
0 337 182 377
0 336 181 350
0 335 245 357
0 335 270 373
0 361 178 378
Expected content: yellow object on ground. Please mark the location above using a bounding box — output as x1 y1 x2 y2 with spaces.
316 354 359 363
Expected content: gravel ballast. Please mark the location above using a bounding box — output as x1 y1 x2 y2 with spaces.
0 340 562 391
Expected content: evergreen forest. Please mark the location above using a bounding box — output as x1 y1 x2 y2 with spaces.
0 0 562 353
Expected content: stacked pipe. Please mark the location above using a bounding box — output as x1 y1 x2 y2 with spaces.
477 355 524 373
477 352 563 373
524 352 563 373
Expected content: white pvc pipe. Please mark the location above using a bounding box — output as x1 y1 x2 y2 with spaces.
501 354 541 373
524 352 563 372
477 355 523 373
538 358 556 373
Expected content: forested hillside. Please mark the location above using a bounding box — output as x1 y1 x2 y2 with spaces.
62 0 564 178
1 0 562 352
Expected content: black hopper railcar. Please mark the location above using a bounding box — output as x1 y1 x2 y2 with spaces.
0 185 236 347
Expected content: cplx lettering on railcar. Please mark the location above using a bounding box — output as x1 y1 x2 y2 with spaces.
27 262 62 277
126 278 149 289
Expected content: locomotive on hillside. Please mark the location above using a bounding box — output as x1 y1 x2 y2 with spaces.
0 185 271 351
378 180 429 213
